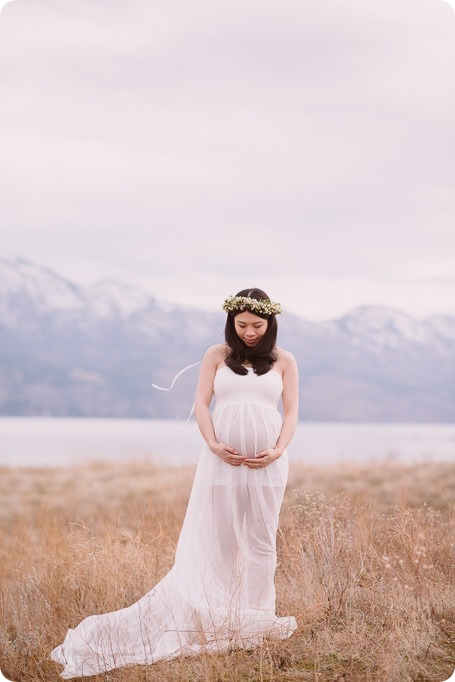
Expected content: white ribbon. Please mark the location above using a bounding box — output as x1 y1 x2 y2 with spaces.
152 361 201 391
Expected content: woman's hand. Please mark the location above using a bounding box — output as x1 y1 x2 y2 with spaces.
242 447 283 468
210 442 247 466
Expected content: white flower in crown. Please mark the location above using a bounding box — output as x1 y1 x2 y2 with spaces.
222 295 282 316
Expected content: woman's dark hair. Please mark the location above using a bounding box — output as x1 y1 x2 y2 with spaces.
224 288 278 376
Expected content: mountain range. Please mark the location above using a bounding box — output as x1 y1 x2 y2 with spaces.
1 258 454 421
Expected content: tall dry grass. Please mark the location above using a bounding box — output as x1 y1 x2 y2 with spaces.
0 459 454 681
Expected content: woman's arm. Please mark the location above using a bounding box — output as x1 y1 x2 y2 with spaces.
274 352 299 453
243 351 299 468
194 346 247 466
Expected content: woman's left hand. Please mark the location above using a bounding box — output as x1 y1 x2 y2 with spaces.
242 448 283 468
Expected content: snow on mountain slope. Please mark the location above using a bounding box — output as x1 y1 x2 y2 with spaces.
0 258 453 352
88 280 153 318
1 258 453 420
426 314 455 341
0 258 157 323
332 305 453 351
0 258 85 318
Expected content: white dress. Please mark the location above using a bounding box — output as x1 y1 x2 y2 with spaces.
51 365 297 679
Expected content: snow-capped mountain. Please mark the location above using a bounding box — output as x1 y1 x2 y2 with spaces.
324 305 454 352
0 258 159 321
0 258 454 421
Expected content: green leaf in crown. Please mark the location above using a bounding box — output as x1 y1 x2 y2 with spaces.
222 296 282 316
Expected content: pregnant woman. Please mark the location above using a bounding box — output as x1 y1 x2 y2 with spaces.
51 287 299 678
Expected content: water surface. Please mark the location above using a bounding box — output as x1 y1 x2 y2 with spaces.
0 418 453 468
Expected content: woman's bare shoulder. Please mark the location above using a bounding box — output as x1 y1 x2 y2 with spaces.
203 344 228 361
275 347 298 371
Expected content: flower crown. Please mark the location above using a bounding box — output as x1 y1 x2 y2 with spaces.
222 295 282 316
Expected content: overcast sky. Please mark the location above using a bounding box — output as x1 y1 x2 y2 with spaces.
1 0 454 321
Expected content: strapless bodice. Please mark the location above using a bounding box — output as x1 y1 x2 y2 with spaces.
211 365 283 459
213 365 283 409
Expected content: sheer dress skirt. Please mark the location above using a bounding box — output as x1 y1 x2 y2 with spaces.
50 368 296 678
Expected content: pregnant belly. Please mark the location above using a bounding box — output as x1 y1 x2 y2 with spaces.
212 404 282 457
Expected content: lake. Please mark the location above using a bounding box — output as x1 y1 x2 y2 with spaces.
0 417 454 467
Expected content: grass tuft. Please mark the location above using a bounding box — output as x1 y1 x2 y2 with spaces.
0 459 454 681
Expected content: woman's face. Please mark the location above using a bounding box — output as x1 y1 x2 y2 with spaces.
234 311 268 348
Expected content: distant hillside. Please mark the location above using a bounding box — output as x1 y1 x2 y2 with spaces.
1 258 454 421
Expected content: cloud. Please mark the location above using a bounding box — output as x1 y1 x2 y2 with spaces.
1 0 454 319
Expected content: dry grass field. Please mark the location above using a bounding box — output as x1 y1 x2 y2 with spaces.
0 458 454 682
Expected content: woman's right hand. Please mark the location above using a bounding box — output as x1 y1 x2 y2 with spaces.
210 442 246 466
